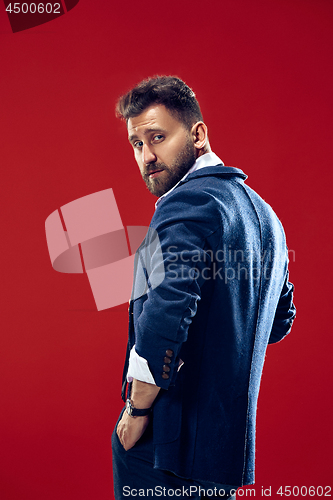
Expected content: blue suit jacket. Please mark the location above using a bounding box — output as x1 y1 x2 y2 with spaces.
124 165 295 486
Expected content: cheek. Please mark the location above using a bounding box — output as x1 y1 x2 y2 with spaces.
159 144 179 165
137 162 145 176
168 135 191 160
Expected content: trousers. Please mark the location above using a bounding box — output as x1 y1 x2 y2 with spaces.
112 410 238 500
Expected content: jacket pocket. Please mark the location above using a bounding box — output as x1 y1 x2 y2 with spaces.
153 381 183 444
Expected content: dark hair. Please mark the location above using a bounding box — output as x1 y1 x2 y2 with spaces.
116 76 203 129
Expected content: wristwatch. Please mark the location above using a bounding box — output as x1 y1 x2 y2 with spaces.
125 398 152 418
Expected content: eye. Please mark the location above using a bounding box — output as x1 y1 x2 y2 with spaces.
133 140 143 149
152 134 164 143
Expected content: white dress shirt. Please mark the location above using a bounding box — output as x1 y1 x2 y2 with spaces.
127 152 224 385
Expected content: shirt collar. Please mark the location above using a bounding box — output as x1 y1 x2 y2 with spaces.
155 152 224 209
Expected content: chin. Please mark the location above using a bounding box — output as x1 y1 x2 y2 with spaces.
147 181 168 197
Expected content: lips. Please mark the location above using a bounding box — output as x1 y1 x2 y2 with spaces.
148 169 164 178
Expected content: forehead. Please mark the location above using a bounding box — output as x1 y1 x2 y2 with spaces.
127 104 183 139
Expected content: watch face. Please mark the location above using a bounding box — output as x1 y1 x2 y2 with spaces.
125 399 150 417
125 400 132 416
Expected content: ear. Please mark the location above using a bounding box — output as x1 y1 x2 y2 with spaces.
191 122 208 151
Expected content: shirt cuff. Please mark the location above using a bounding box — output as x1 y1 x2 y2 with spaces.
127 345 156 385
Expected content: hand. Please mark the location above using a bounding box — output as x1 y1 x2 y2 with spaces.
116 410 150 451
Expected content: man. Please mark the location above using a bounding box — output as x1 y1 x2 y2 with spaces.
111 76 295 499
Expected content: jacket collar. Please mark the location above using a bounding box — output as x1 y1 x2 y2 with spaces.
179 165 247 184
154 164 247 210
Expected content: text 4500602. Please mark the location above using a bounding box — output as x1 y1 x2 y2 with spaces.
5 3 61 14
275 486 331 497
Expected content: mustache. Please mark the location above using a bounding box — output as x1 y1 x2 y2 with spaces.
145 163 168 176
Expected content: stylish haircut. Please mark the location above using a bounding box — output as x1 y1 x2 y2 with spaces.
116 76 203 130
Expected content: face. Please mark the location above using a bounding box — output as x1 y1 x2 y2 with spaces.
127 105 197 197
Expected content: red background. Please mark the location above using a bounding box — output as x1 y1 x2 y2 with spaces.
0 1 332 499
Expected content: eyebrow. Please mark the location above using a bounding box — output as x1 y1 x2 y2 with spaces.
128 127 167 143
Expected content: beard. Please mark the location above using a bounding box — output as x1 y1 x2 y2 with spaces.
141 136 197 197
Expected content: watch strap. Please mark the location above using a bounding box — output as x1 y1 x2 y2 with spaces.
126 398 151 417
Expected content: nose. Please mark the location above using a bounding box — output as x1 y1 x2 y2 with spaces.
142 143 156 164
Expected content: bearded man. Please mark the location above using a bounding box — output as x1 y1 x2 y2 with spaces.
111 76 295 500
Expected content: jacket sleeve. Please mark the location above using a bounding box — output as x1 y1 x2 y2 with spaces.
268 271 296 344
133 189 218 390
